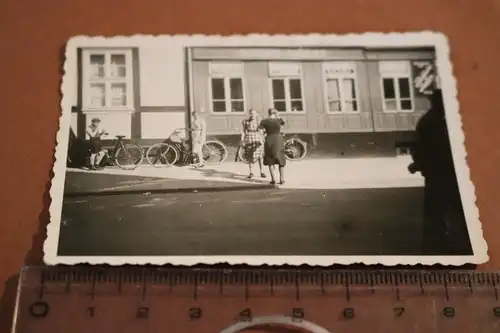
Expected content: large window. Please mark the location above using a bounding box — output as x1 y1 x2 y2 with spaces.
379 61 414 112
210 77 245 113
269 62 304 113
82 49 134 111
209 62 245 113
324 62 359 113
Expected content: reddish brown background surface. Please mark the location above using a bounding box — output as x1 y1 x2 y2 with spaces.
1 0 500 331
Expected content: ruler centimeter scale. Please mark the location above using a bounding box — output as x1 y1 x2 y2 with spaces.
11 266 500 333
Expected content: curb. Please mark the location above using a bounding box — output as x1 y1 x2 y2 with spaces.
64 183 276 198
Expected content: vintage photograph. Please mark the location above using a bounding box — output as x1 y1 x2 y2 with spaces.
45 33 487 266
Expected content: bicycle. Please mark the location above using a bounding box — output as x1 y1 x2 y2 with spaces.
145 128 228 168
237 134 308 164
98 135 144 170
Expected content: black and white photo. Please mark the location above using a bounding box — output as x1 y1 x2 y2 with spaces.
45 33 488 266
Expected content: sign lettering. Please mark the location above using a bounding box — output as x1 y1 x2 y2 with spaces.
268 62 301 77
324 62 356 77
209 62 244 77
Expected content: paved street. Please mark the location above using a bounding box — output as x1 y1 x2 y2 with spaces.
57 157 471 257
58 184 470 257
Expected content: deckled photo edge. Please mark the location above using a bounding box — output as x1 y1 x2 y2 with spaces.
434 35 489 264
44 32 488 267
44 37 77 265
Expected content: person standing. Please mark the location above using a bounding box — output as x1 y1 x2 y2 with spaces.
190 110 207 168
85 118 108 170
260 108 286 185
408 89 471 254
240 108 266 179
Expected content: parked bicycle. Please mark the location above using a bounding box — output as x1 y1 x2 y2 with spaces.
146 128 228 168
99 135 144 170
237 135 308 164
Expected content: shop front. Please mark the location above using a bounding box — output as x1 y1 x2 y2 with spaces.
187 46 438 157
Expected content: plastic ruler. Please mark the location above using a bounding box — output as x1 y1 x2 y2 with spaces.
11 266 500 332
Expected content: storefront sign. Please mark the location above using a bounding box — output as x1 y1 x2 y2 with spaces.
323 62 356 77
413 61 436 95
268 62 301 77
209 62 244 77
193 47 365 61
378 61 411 76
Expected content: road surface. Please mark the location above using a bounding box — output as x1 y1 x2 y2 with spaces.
57 186 472 257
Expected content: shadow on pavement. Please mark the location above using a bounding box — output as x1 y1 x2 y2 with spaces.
190 166 269 184
63 171 274 198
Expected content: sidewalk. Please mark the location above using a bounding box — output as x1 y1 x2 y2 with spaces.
65 156 424 195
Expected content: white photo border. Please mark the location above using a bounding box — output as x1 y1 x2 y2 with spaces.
45 32 488 266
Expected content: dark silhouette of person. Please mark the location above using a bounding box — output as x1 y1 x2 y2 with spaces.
67 127 89 168
408 89 472 255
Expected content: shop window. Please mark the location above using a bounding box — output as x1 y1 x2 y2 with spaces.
209 77 245 113
82 49 134 111
379 61 414 112
270 78 304 112
208 62 245 113
268 62 304 113
323 62 359 113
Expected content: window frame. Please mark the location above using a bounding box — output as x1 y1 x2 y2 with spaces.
379 61 415 113
268 63 306 114
322 62 361 114
81 49 135 113
208 75 246 114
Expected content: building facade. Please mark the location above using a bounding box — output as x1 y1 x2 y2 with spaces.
70 44 438 157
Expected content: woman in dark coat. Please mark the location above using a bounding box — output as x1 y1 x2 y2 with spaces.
260 108 286 185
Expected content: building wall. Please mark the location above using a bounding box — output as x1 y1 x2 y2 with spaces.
70 42 187 143
189 47 436 137
71 44 437 156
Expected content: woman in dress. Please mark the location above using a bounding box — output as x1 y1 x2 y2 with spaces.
190 110 207 168
260 108 286 185
240 108 266 179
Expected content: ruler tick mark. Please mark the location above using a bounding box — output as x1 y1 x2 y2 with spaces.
117 273 122 294
245 280 249 301
493 279 498 301
320 273 325 295
295 277 300 301
193 276 198 301
90 274 96 300
419 273 424 295
444 279 449 301
65 274 71 294
395 279 400 301
38 273 45 300
168 273 173 294
344 275 350 301
141 274 147 301
369 274 375 294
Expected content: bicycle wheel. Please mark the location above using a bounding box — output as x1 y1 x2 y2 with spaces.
284 138 307 161
202 140 228 165
146 143 179 168
114 144 144 170
237 145 250 164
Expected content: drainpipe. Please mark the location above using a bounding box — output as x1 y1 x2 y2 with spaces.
363 49 377 133
185 47 195 145
186 47 194 127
